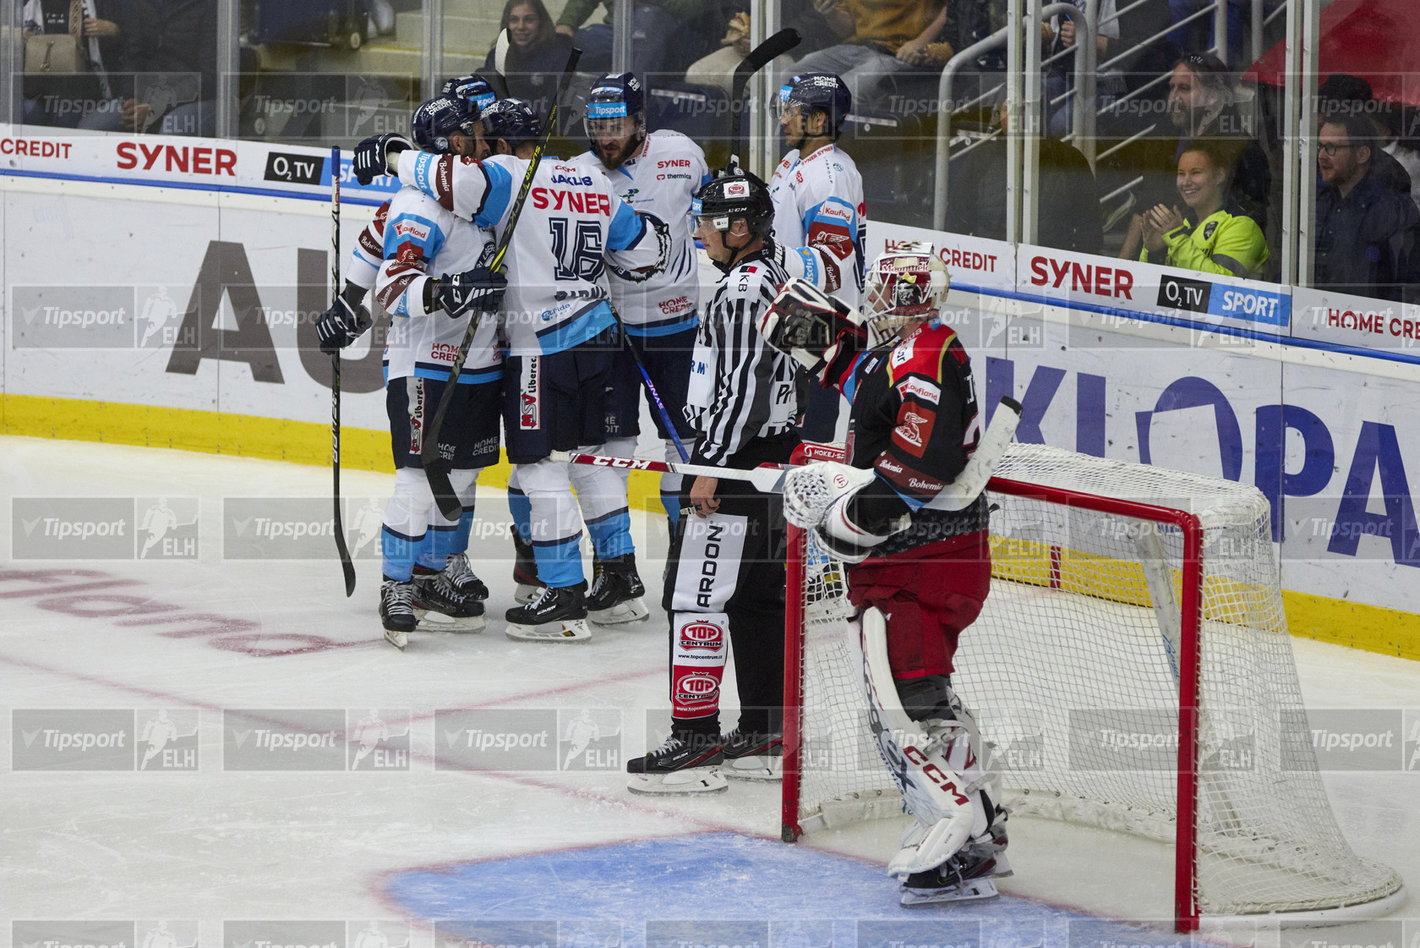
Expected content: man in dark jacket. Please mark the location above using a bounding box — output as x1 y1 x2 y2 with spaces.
79 0 217 134
1314 113 1420 303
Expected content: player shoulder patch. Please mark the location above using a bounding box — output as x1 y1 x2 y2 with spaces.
896 375 941 404
391 217 433 244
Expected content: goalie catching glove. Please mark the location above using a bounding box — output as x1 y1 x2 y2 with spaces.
425 266 508 318
315 294 374 355
352 132 413 186
760 277 866 381
783 461 908 564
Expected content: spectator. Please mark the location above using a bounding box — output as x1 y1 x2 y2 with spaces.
1313 113 1420 303
1138 52 1270 230
685 2 836 97
1121 141 1268 279
553 0 705 77
782 0 959 112
947 101 1102 255
21 0 122 128
1043 0 1125 139
78 0 217 135
1316 73 1414 200
482 0 574 118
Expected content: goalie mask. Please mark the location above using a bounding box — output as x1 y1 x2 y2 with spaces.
865 244 949 340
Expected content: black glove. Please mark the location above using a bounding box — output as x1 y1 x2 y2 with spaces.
428 267 508 318
352 132 412 186
315 297 374 354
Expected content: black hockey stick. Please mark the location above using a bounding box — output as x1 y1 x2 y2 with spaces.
608 308 690 461
329 146 357 597
725 27 801 175
422 45 583 520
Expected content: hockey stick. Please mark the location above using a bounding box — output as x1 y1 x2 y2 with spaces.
608 308 690 461
491 27 512 98
329 146 357 597
725 27 801 175
555 397 1024 512
422 46 583 520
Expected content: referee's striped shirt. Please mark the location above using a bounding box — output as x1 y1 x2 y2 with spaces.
687 243 799 467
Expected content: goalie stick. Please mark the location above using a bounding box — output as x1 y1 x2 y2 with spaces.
557 396 1024 513
725 27 801 175
329 146 357 597
422 46 583 520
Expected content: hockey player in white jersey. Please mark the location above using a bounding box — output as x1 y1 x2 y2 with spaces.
552 71 713 624
316 73 498 354
366 95 509 649
769 72 866 442
355 97 671 641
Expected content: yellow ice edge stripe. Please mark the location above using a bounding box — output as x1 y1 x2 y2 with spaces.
4 393 1416 662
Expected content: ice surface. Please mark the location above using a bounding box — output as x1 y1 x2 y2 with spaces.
0 436 1413 946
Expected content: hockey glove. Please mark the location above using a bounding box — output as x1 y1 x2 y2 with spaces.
428 266 508 318
315 297 374 355
815 489 908 564
353 132 412 186
761 278 867 380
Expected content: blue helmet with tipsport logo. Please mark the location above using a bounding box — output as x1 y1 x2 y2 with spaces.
584 72 647 139
439 73 498 111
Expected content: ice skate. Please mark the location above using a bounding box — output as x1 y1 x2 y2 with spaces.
411 565 485 633
504 583 591 641
719 727 782 780
586 553 649 625
511 526 545 604
897 814 1011 906
626 732 727 794
441 552 489 601
379 579 416 650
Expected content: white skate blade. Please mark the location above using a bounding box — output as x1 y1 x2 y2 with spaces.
887 813 975 877
723 754 783 780
626 767 729 794
383 628 408 650
505 618 592 642
413 610 486 634
588 596 650 626
900 876 998 907
513 583 544 605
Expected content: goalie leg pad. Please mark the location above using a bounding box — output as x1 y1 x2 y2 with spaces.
856 606 982 877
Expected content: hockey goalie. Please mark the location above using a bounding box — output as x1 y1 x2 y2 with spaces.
760 243 1013 906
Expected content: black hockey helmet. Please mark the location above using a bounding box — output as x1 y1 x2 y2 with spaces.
584 71 647 139
481 97 542 148
439 73 498 111
692 172 774 239
410 95 481 154
778 72 852 137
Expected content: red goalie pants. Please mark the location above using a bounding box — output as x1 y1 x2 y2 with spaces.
846 530 991 680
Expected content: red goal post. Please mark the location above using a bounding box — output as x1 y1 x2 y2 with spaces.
781 441 1403 932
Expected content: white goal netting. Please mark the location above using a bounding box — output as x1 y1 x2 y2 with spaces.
784 442 1402 922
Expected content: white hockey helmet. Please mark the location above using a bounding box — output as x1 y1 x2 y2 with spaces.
865 242 949 338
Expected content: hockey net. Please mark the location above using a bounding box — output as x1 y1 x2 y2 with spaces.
781 441 1402 929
